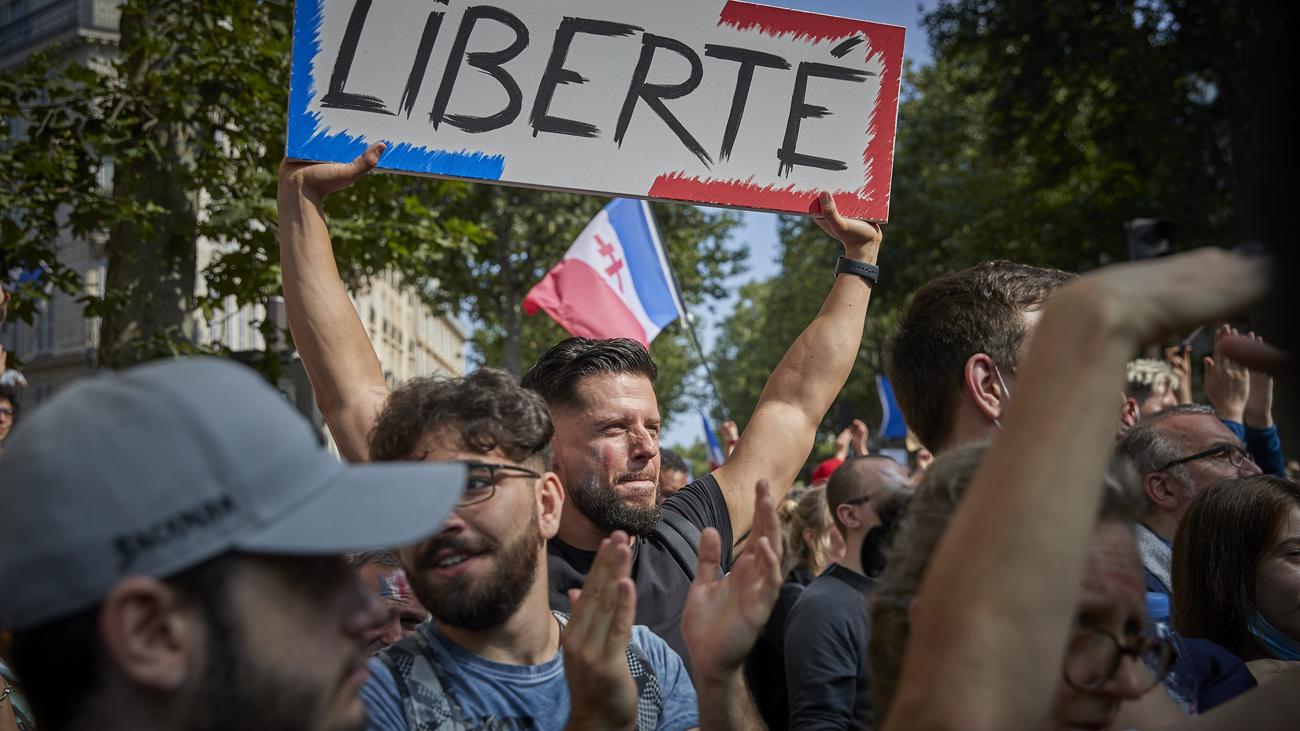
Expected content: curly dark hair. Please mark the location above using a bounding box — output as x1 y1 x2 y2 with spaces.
660 447 688 474
520 337 657 409
885 260 1074 450
368 368 553 468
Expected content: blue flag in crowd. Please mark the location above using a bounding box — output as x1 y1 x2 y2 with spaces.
876 374 908 441
700 409 725 469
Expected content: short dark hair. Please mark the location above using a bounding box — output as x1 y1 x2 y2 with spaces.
521 337 657 410
8 553 239 731
660 448 688 474
868 443 1140 715
1172 475 1300 660
369 368 553 468
885 261 1074 450
826 456 909 535
0 383 20 421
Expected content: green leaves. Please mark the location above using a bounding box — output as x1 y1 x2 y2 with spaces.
711 0 1251 464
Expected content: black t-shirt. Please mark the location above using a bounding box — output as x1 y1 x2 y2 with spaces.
745 566 818 731
784 564 874 731
547 474 734 670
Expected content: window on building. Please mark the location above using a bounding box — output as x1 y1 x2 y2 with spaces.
34 296 56 354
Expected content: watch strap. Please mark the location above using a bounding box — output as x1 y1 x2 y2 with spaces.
835 255 879 285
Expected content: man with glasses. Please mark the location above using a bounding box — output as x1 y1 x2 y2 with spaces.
868 442 1182 730
1115 404 1265 713
1118 404 1262 606
356 367 699 731
784 456 911 730
359 367 780 730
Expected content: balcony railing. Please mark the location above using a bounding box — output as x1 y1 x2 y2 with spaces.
0 0 120 61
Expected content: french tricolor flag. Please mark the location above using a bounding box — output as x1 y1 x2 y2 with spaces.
524 199 686 347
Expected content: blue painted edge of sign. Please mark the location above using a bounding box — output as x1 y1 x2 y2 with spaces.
286 0 506 181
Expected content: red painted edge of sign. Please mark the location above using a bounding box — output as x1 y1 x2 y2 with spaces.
717 0 871 42
860 23 905 220
647 175 877 220
687 1 905 221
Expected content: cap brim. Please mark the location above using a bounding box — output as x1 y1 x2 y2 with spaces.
234 462 465 554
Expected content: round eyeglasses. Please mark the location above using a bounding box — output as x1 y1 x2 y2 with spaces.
1062 626 1177 694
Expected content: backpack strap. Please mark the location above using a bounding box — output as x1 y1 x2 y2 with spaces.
377 624 471 731
656 510 704 581
554 612 664 731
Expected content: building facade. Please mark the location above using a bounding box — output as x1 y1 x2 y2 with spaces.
1 0 466 417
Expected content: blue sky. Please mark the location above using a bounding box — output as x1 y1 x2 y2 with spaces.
662 1 934 449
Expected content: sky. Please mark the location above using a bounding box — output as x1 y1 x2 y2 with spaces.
661 1 934 449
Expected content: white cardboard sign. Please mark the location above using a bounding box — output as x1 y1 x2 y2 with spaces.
287 0 905 219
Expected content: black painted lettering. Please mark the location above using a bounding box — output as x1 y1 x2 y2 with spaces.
530 17 642 139
398 9 447 119
429 5 530 134
830 36 864 59
320 0 393 114
703 44 790 162
777 61 873 177
614 34 712 167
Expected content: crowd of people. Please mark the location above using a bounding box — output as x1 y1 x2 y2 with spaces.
0 141 1295 731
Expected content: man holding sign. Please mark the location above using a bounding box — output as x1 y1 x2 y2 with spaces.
279 140 882 669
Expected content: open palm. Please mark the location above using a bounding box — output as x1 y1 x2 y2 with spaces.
682 480 782 676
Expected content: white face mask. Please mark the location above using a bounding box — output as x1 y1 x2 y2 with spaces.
991 364 1012 431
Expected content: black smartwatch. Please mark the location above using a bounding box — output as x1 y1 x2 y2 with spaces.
835 255 879 285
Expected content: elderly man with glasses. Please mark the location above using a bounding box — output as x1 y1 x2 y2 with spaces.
1118 404 1262 607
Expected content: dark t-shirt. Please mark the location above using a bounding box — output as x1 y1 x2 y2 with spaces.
745 566 818 731
547 474 734 670
784 564 874 731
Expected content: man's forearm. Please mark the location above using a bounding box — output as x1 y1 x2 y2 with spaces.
697 669 763 731
277 178 388 461
720 270 874 528
886 290 1137 731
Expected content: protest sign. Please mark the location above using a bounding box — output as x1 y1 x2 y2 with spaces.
287 0 905 219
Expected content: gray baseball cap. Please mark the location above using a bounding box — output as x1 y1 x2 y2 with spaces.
0 357 464 632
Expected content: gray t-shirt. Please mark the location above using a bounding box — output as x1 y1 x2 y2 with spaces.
361 622 700 731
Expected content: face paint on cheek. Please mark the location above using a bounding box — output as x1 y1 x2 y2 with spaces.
377 570 416 602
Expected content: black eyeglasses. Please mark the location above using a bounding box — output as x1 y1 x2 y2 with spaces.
0 407 13 419
843 495 872 507
459 461 541 506
1155 443 1252 473
1062 626 1177 694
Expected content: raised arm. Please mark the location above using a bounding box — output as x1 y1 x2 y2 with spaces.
713 193 881 538
278 144 391 461
884 250 1268 731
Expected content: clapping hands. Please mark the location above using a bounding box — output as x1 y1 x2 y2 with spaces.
682 479 783 682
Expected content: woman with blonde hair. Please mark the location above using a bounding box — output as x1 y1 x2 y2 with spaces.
745 485 845 730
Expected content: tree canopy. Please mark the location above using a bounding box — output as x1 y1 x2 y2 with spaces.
0 0 744 418
711 0 1282 444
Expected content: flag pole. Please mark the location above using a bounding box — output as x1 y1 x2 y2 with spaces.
642 202 731 424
